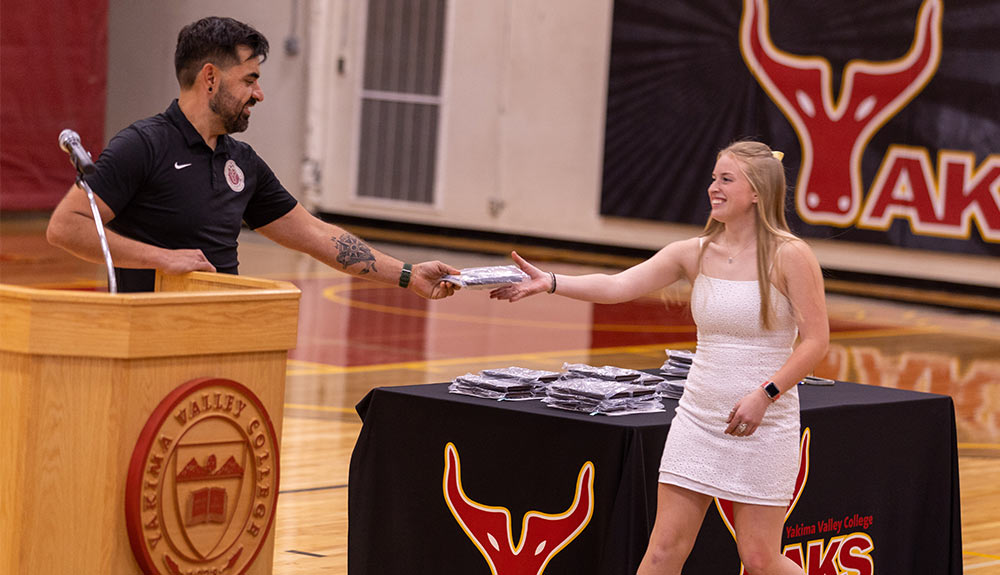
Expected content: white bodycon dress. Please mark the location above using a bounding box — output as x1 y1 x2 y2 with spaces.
658 273 800 506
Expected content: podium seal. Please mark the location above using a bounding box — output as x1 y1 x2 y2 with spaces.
125 378 279 575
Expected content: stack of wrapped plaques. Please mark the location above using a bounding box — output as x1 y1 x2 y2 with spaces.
544 378 664 416
448 366 562 400
562 363 665 387
657 349 693 399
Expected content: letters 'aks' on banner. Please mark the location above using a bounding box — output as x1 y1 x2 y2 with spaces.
601 0 1000 257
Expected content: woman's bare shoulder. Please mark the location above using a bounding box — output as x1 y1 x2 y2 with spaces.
776 237 816 263
774 237 822 284
660 236 704 257
659 236 704 278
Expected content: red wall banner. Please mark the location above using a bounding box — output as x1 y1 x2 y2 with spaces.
601 0 1000 257
1 0 108 211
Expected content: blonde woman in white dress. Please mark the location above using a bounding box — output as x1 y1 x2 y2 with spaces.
490 141 829 574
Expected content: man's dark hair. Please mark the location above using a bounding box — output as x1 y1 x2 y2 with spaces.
175 17 269 88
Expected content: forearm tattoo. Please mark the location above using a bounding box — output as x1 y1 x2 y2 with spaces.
333 233 378 274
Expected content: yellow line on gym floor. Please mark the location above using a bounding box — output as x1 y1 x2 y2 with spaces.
321 283 949 338
284 402 358 415
965 550 1000 560
827 326 942 340
285 323 932 376
321 283 696 333
958 443 1000 451
286 341 694 376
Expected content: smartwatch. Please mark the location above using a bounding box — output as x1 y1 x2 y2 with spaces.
761 381 781 401
398 263 413 288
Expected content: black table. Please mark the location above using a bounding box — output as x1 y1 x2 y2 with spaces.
348 382 961 574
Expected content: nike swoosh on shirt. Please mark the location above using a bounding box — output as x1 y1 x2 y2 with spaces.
174 162 192 170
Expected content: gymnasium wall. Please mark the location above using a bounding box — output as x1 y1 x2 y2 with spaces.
304 0 999 264
6 1 997 287
0 0 108 210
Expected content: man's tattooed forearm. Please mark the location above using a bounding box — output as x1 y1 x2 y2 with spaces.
333 233 378 274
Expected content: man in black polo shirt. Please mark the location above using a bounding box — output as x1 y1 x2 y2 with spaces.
47 16 458 297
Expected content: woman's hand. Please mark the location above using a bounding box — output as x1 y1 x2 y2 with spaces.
725 387 772 437
489 251 553 302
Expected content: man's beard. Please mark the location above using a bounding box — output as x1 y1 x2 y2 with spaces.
209 82 253 134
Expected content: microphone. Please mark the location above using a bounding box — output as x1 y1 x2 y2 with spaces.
57 128 117 293
58 129 96 176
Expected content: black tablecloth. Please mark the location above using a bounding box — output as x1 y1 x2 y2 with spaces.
348 382 961 574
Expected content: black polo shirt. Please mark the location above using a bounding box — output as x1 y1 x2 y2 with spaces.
83 100 298 292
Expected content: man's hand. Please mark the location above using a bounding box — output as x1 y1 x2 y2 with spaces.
157 249 217 275
410 261 461 300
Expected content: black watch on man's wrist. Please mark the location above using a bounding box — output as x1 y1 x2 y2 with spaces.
398 263 413 288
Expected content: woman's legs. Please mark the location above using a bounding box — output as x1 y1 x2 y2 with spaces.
731 502 802 574
636 483 713 575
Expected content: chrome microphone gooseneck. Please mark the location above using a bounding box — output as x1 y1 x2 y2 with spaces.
58 129 118 294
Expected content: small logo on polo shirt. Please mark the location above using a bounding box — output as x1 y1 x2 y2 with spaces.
174 162 192 170
224 160 245 192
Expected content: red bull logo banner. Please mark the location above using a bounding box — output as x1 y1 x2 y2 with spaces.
125 378 279 575
601 0 999 256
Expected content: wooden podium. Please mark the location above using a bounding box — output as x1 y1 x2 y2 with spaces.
0 272 300 575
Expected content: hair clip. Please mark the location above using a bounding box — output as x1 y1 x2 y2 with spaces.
771 151 784 161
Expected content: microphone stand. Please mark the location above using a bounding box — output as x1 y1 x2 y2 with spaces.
75 175 118 294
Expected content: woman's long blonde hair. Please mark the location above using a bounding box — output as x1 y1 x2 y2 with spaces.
701 141 797 329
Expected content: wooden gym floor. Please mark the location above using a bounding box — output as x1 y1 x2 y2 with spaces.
1 214 998 573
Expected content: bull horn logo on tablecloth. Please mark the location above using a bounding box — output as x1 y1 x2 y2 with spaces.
443 442 595 575
125 378 279 575
740 0 942 226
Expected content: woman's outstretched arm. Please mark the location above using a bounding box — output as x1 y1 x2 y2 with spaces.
490 238 699 304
